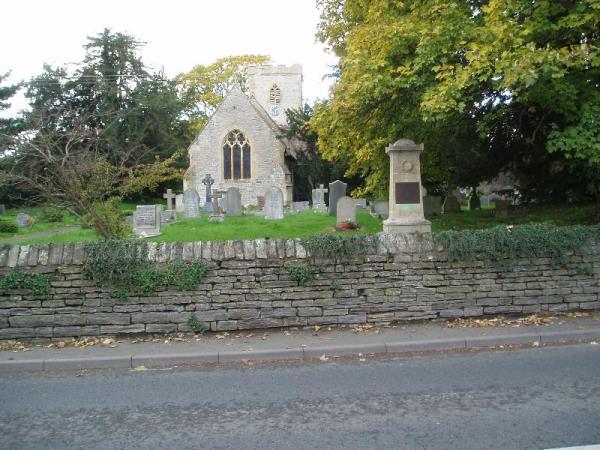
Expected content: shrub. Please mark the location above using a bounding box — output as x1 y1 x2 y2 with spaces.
0 219 18 234
83 196 130 239
187 313 208 335
287 264 319 286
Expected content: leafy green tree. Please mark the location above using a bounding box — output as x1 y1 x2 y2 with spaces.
178 54 271 133
314 0 600 201
0 71 22 152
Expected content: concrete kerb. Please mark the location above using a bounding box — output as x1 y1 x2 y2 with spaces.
1 328 599 374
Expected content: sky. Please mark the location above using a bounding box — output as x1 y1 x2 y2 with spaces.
1 0 337 114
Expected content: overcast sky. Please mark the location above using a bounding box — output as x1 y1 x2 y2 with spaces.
1 0 336 113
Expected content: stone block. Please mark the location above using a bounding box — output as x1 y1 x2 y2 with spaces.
237 318 283 329
100 324 145 335
215 320 238 331
297 307 322 317
87 313 131 325
146 323 178 334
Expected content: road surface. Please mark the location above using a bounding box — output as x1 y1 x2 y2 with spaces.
1 345 599 449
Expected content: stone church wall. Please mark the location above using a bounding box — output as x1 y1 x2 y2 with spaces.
186 91 290 206
1 237 598 340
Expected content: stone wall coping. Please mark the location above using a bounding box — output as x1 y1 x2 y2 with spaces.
0 233 432 267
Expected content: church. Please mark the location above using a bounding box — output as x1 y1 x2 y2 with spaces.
184 64 303 206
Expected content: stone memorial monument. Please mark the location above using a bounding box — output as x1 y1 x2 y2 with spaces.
225 187 242 216
163 189 177 211
162 189 177 222
133 205 161 237
183 188 201 218
312 184 328 212
328 180 347 216
264 186 284 220
208 190 226 222
202 173 215 213
336 196 356 227
382 139 431 234
0 204 5 214
443 188 462 213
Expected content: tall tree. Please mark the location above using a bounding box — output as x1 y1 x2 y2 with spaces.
178 55 271 133
0 71 22 152
313 0 600 200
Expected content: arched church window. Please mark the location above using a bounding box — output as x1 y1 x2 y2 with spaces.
223 130 251 180
269 84 281 104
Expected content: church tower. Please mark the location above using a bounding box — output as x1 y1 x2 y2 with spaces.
247 64 302 127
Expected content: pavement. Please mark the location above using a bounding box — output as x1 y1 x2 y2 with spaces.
1 312 599 373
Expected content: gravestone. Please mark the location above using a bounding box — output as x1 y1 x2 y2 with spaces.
208 190 226 222
202 174 215 213
443 191 461 213
163 189 177 211
372 200 389 220
423 196 443 216
469 194 481 210
16 213 32 227
291 201 310 213
175 194 184 213
264 187 284 220
133 205 161 237
257 196 265 210
225 187 242 216
336 196 356 227
312 184 328 212
161 210 176 224
354 198 368 211
494 199 512 218
183 188 201 218
382 139 431 234
328 180 347 216
0 204 5 214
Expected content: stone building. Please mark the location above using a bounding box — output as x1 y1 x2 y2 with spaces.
184 64 302 206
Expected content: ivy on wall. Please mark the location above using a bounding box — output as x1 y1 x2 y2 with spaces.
83 240 207 299
0 270 50 296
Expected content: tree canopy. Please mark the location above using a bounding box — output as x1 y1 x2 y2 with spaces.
313 0 600 200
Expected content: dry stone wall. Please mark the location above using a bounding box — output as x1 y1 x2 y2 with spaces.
0 235 598 340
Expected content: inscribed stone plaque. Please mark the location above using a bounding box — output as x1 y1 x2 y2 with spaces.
394 182 421 204
183 189 200 218
264 187 284 220
336 196 356 226
328 180 347 216
257 196 265 210
225 187 242 216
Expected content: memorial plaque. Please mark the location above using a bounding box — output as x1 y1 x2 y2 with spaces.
394 182 420 204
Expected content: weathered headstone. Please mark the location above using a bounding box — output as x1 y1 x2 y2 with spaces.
354 198 368 211
202 173 215 213
469 194 481 210
336 196 357 227
0 204 5 214
291 201 310 213
423 196 443 216
161 209 176 224
183 188 201 218
382 139 431 234
15 213 32 228
494 199 512 218
443 192 461 213
312 184 328 212
163 189 177 211
175 194 184 213
372 200 389 220
133 205 161 237
257 196 265 210
208 190 226 222
264 187 284 220
328 180 347 216
225 187 242 216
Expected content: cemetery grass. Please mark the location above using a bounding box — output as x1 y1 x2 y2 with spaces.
429 203 599 232
150 211 383 242
0 207 81 239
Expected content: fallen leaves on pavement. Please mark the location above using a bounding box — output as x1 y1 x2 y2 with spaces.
446 313 590 329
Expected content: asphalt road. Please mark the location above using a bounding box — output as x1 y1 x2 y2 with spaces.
1 345 599 450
